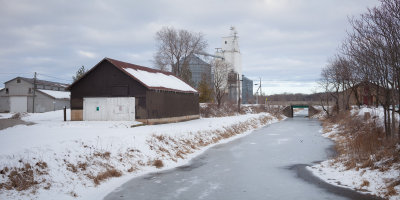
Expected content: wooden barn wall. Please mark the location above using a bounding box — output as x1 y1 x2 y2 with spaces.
146 90 199 119
70 60 147 118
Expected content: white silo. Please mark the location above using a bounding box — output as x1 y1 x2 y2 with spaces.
216 27 242 102
220 27 242 77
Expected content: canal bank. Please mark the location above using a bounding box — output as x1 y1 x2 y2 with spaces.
104 111 380 200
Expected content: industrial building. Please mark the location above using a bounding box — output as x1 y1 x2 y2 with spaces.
242 75 254 104
179 54 213 88
0 77 70 113
215 27 243 103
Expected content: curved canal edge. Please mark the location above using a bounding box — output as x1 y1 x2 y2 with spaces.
287 163 384 200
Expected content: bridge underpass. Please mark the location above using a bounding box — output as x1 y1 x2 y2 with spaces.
282 104 319 118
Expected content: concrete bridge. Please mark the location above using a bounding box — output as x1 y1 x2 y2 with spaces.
264 101 322 118
281 104 319 118
266 101 321 106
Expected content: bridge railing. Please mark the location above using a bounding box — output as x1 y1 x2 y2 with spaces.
266 101 322 106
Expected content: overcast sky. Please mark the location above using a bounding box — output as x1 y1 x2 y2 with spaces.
0 0 380 94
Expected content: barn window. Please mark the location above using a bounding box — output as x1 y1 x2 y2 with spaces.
5 88 9 94
17 79 21 83
225 41 227 44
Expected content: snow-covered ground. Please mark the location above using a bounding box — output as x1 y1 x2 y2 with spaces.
0 113 14 119
0 110 279 200
307 107 400 200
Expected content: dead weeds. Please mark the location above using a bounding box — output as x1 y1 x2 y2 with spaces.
146 114 274 168
152 160 164 169
323 110 400 197
91 168 122 185
200 103 283 118
0 160 49 192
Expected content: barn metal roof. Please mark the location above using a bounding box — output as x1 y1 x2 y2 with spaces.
68 57 198 94
106 58 197 93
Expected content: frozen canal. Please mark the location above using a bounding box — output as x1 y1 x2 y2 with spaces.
104 110 380 200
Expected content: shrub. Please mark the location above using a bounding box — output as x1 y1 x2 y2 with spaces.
92 168 122 185
153 160 164 169
200 103 283 118
360 180 370 187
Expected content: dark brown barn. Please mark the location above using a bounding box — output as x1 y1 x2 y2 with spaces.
67 58 199 124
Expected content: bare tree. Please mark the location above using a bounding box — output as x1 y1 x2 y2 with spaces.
344 0 400 137
318 76 332 117
153 26 208 84
321 59 341 114
212 60 230 108
323 0 400 137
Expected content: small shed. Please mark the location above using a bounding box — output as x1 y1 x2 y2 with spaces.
67 58 199 123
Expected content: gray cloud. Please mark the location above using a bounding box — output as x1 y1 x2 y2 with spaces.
0 0 379 94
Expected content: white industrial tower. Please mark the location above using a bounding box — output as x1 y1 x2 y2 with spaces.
216 27 242 102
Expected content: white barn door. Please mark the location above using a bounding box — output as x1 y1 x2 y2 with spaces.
83 97 135 121
9 96 27 113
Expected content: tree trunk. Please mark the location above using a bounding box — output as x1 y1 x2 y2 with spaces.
384 106 388 136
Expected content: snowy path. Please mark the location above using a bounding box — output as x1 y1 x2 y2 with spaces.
104 114 380 200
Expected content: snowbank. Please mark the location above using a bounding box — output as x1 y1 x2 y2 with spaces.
0 110 279 200
308 160 400 199
0 113 14 119
308 107 400 200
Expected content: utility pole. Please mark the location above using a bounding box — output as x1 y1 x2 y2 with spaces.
32 72 37 113
259 77 262 104
237 73 241 112
255 77 261 104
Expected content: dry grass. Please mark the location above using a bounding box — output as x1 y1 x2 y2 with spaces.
200 103 283 118
386 180 400 197
66 162 78 173
91 168 122 185
0 161 48 191
323 110 400 197
152 160 164 168
77 162 88 171
146 115 274 167
127 166 137 173
328 112 399 170
10 113 22 119
93 151 111 159
69 191 78 197
360 180 370 187
200 103 238 117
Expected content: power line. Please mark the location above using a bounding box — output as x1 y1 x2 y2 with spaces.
37 73 72 83
0 72 32 75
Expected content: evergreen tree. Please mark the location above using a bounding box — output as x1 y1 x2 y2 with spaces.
198 75 213 103
72 66 87 81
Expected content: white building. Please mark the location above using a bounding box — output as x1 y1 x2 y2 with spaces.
216 27 242 102
0 77 70 113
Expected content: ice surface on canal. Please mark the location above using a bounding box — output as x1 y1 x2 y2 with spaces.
104 115 354 200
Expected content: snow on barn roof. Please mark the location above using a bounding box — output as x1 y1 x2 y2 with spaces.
123 68 197 93
106 58 197 93
38 89 70 99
